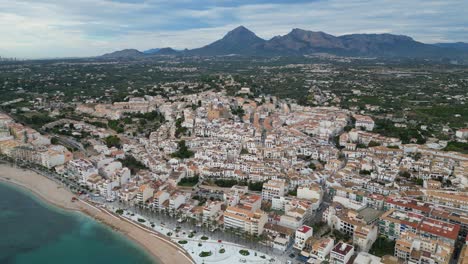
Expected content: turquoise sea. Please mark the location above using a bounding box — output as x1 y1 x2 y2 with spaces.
0 182 155 264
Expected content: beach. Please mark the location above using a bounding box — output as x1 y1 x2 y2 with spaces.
0 163 194 264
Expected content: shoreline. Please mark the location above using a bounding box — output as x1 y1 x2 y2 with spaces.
0 163 194 264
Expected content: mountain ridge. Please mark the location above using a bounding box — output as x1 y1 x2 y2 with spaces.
100 26 467 59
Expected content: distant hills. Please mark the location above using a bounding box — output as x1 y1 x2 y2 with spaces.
100 26 468 59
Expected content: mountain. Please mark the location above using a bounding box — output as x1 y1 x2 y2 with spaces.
188 26 266 55
99 26 468 59
153 47 179 55
337 33 450 57
262 29 344 54
143 48 160 54
434 42 468 52
101 49 144 59
260 29 456 57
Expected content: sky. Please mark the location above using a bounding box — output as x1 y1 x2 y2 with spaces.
0 0 467 58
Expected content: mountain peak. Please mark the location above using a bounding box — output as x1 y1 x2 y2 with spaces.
223 26 259 40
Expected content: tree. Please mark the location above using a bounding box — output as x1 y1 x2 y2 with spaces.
105 135 121 148
171 140 194 159
51 137 59 145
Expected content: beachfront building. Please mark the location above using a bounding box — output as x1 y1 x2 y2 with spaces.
67 159 98 183
223 206 267 235
136 184 155 204
202 200 223 224
152 190 170 211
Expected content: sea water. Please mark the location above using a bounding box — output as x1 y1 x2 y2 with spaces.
0 182 155 264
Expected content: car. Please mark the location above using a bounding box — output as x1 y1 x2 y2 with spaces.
217 240 222 243
289 253 295 258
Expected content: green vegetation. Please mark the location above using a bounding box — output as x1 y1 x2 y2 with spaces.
248 181 263 192
115 209 124 215
118 155 148 174
239 250 250 256
231 106 245 119
178 175 200 187
199 251 212 257
108 120 124 133
214 179 240 188
369 236 395 257
373 119 426 144
201 236 209 240
175 117 188 138
331 230 351 243
104 135 121 148
137 218 146 223
178 240 188 244
219 248 225 254
51 137 60 145
443 141 468 154
171 140 194 159
288 187 297 196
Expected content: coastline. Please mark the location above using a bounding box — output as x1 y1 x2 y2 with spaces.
0 163 195 264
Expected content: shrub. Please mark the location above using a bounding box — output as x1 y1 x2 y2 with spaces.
115 209 124 215
239 250 250 256
201 236 209 240
219 248 226 254
199 251 212 257
137 218 146 223
178 240 188 244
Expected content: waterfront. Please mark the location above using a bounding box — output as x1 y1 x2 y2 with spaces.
0 182 155 264
0 163 194 264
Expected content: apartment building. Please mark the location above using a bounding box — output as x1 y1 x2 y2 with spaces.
379 209 460 245
223 206 267 235
330 242 354 264
262 179 287 201
294 225 313 251
395 232 453 264
202 200 223 224
309 237 335 262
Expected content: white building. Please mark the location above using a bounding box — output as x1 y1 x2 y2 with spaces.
223 206 267 235
203 201 223 224
67 159 98 183
354 115 375 131
262 179 287 201
330 242 354 264
309 237 335 262
297 185 323 203
152 190 170 211
294 225 313 250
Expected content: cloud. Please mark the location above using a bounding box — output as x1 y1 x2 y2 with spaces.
0 0 466 58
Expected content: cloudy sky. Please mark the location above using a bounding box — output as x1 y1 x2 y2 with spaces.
0 0 467 58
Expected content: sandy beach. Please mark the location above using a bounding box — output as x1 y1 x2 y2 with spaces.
0 163 194 264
